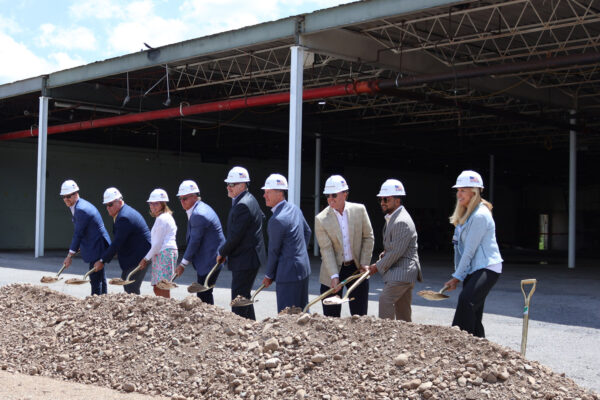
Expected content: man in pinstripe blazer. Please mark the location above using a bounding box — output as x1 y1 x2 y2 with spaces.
367 179 422 322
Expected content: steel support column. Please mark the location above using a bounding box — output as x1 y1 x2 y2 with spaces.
568 110 576 269
35 96 49 257
288 46 304 206
314 134 321 256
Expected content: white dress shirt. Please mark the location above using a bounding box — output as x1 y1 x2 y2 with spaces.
145 212 178 261
330 207 353 280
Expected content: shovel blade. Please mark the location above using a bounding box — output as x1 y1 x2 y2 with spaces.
65 278 89 285
230 296 254 307
40 276 62 283
322 296 350 306
156 280 177 290
188 282 212 293
417 290 449 301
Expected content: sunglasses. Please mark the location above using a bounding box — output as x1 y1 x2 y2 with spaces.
324 193 338 199
179 195 194 202
379 197 397 204
61 193 75 200
106 201 116 208
226 183 240 188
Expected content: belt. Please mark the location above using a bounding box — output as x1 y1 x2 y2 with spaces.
342 261 355 266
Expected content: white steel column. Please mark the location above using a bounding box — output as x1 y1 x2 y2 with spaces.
489 154 495 204
35 96 49 257
288 45 304 206
568 110 576 269
314 134 321 256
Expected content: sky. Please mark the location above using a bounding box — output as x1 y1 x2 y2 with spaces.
0 0 354 85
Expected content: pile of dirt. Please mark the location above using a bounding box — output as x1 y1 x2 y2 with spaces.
0 284 597 400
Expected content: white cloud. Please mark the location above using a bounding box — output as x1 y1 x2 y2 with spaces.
38 23 97 51
69 0 125 20
0 14 22 35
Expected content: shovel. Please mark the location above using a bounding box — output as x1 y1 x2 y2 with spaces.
188 261 224 293
109 264 142 286
155 273 178 291
322 269 371 306
417 285 450 301
40 264 67 284
230 284 266 307
65 268 94 285
302 271 363 313
520 278 537 356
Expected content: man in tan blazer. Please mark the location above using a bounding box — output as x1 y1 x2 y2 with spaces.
367 179 422 322
315 175 374 316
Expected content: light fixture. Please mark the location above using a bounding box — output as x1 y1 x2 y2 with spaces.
122 72 130 107
163 64 171 107
318 100 326 105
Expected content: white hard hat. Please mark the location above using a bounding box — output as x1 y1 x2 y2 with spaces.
147 188 169 202
377 179 406 197
323 175 349 194
177 180 200 197
60 180 79 196
262 173 288 190
224 166 250 183
453 170 484 189
103 187 122 204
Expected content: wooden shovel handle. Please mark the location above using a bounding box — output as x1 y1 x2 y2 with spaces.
250 283 266 302
520 279 537 305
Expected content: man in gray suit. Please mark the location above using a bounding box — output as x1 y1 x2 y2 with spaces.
367 179 422 322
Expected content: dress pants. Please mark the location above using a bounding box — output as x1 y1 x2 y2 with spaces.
196 272 215 305
231 268 259 320
88 261 107 295
452 268 500 338
379 280 414 321
276 277 309 313
121 263 148 295
320 262 369 317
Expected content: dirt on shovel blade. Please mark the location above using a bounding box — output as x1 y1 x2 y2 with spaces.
230 295 253 307
40 276 60 283
155 280 177 290
417 289 449 300
64 278 88 285
109 278 127 285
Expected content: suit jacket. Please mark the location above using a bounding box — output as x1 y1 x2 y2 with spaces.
101 203 151 270
183 200 226 276
219 191 266 271
265 200 311 283
375 206 422 284
69 198 111 263
315 201 374 286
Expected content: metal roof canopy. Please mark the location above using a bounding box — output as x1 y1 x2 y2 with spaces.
1 0 598 265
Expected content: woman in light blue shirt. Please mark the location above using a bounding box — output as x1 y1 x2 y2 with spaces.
444 170 503 338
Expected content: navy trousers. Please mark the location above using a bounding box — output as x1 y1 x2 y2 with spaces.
121 263 148 295
452 268 500 338
196 272 215 305
276 277 309 313
88 261 107 295
231 268 259 320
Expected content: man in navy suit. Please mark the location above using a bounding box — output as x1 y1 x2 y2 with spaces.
60 180 111 295
261 174 311 313
93 187 151 295
217 166 266 320
175 180 225 305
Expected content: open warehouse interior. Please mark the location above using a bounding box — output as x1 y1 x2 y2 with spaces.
1 0 599 262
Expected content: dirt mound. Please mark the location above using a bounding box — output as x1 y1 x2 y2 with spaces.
0 284 597 400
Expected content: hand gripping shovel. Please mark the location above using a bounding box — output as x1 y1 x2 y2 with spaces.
155 273 178 291
65 269 94 285
322 269 371 306
188 261 224 293
41 264 67 284
109 264 142 286
520 278 537 356
230 283 266 307
302 271 363 313
417 285 450 301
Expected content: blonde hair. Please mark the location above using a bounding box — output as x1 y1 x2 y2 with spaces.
449 188 493 226
150 202 173 218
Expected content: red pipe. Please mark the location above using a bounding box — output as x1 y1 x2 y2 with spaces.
0 81 379 141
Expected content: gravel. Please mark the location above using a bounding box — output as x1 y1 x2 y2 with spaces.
0 284 598 400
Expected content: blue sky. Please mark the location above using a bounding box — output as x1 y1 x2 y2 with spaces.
0 0 354 85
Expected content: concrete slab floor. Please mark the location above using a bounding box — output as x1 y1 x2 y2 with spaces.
0 250 598 394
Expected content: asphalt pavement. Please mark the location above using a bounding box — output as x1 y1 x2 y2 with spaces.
0 250 598 394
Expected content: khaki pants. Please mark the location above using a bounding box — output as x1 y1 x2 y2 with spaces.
379 281 414 322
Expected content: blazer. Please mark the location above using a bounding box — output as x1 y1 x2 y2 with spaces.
315 201 374 286
375 206 422 284
453 203 503 281
69 198 111 263
219 191 267 271
183 200 226 276
265 200 311 283
101 203 151 270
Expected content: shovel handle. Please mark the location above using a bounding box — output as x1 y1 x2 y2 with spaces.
83 268 94 280
250 283 266 302
439 285 450 295
302 272 362 313
125 264 142 282
56 264 67 277
520 279 537 308
202 261 223 288
342 270 370 301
